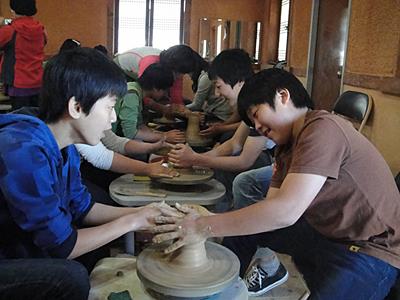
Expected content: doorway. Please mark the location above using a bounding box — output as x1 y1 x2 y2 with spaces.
306 0 351 110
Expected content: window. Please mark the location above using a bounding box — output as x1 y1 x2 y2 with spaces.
116 0 185 53
277 0 290 61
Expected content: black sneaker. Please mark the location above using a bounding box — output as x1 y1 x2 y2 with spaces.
244 262 289 296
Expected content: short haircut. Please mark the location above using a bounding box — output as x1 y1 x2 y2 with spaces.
59 39 81 53
159 44 209 92
39 47 127 123
10 0 36 16
208 49 253 87
137 63 174 91
238 68 314 127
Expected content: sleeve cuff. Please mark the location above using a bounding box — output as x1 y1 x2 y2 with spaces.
47 230 77 258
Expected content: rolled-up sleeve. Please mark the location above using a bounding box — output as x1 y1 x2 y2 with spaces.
75 142 114 170
101 129 129 155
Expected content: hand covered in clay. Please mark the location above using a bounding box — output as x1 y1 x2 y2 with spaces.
147 160 179 178
152 203 214 253
136 202 185 230
167 143 197 168
164 129 185 144
152 139 170 152
199 123 223 136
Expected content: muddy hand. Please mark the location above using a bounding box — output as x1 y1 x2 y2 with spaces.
168 143 195 168
152 203 212 253
148 160 179 178
165 129 185 143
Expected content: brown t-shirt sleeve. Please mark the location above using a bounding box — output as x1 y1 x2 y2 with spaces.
271 117 350 187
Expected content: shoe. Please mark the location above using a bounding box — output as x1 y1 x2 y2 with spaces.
244 262 289 296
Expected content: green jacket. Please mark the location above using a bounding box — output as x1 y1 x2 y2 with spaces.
112 81 143 139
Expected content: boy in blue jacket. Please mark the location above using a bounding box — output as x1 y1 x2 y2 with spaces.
0 47 176 299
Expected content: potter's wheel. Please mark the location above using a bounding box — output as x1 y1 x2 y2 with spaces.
153 117 183 125
153 146 172 156
151 168 214 185
137 241 240 298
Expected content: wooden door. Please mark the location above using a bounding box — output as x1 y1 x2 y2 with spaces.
309 0 349 110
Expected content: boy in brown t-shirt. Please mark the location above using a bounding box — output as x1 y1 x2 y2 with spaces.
152 68 400 299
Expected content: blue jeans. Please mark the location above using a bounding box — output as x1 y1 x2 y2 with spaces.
213 152 272 213
0 259 90 300
223 218 398 300
232 165 273 209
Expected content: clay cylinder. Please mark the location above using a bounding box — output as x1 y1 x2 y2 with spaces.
172 242 208 268
185 114 201 144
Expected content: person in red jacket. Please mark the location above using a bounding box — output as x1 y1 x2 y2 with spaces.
0 0 46 110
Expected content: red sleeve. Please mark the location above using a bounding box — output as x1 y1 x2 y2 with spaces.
169 76 183 104
138 55 160 77
0 26 15 47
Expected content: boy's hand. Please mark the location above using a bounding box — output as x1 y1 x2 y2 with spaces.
151 203 213 253
168 143 196 168
147 160 179 178
200 123 222 136
164 129 185 143
136 202 184 230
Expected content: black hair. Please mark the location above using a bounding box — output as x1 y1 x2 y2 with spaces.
208 49 253 87
137 63 174 91
159 44 209 92
238 68 314 127
10 0 36 16
39 47 127 123
94 45 108 56
59 39 81 53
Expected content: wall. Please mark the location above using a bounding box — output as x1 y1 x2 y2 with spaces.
1 0 112 56
344 0 400 95
343 0 400 174
343 85 400 175
188 0 266 55
287 0 312 77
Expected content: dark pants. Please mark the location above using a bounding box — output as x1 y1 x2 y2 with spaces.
10 95 39 111
0 258 90 300
223 218 398 300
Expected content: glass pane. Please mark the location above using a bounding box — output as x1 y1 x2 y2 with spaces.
255 21 261 61
278 0 290 61
118 0 147 52
152 0 181 50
